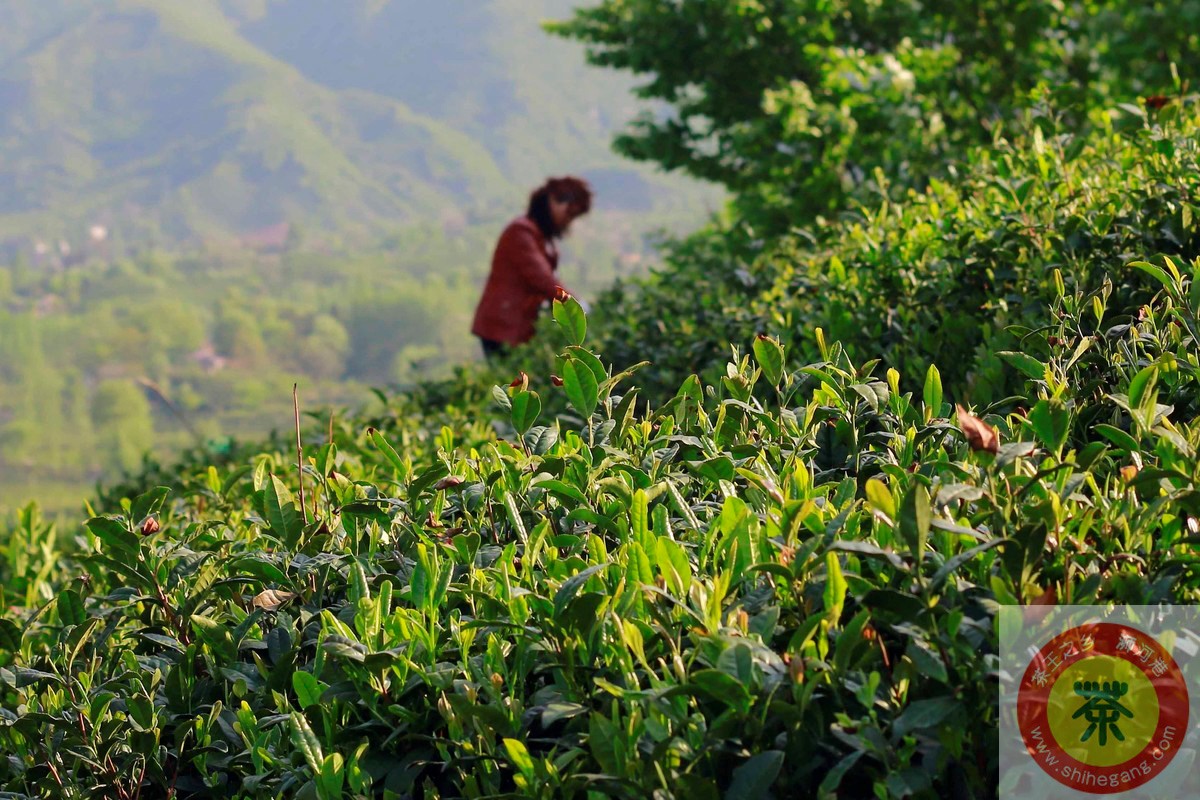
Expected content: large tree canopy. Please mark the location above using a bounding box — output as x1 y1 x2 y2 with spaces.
549 0 1199 232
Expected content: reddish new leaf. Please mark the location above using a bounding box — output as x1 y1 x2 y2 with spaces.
434 475 465 491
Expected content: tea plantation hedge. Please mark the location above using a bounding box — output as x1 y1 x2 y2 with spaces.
1 103 1199 799
595 99 1200 404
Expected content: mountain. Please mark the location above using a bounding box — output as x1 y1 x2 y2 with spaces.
225 1 645 178
0 0 713 245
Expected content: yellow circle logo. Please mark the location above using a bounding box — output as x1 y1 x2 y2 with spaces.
1046 655 1159 767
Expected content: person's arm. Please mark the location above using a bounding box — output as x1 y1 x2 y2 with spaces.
506 226 565 300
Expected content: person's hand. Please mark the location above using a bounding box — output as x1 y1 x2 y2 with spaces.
554 287 589 313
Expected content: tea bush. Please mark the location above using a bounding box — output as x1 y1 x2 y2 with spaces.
594 97 1200 404
2 254 1200 797
3 90 1200 799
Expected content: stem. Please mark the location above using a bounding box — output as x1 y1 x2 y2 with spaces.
294 384 309 525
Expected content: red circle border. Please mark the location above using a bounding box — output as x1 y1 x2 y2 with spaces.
1016 622 1189 794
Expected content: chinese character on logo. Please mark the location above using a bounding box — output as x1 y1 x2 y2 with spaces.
1072 680 1133 747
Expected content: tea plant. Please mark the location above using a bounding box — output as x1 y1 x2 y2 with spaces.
2 256 1199 799
593 97 1200 405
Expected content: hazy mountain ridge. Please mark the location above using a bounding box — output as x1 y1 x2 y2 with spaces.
0 0 700 245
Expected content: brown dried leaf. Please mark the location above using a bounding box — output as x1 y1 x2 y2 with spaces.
251 588 297 612
956 404 1000 454
434 475 466 491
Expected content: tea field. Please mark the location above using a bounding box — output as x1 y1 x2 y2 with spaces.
1 93 1198 798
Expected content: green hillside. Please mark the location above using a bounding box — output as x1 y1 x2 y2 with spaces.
0 1 506 241
229 0 657 183
0 0 713 243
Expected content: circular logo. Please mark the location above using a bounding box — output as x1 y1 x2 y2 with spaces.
1017 622 1189 793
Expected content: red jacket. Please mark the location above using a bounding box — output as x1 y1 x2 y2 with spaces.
471 216 565 345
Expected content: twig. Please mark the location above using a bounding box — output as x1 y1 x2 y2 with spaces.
294 384 309 524
315 409 335 518
137 377 203 444
132 759 147 800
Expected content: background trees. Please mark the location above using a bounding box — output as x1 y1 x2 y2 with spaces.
550 0 1199 233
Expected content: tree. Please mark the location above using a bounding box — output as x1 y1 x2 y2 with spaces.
212 307 268 367
549 0 1197 233
91 380 154 475
298 314 351 381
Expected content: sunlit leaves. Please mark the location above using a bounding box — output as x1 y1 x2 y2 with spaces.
923 364 943 421
510 390 542 435
753 334 785 386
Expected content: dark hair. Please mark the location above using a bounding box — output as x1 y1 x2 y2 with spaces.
526 176 593 240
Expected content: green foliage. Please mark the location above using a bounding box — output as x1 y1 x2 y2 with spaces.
593 98 1200 404
3 253 1200 796
551 0 1199 232
91 380 156 474
3 8 1200 795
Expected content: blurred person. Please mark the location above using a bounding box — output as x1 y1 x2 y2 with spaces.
471 176 592 358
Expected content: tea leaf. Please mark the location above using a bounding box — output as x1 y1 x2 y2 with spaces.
562 358 600 419
293 671 323 710
923 365 943 419
1027 400 1070 453
131 486 170 525
368 427 409 479
752 335 785 386
87 516 140 556
823 551 846 623
727 750 784 800
56 589 85 626
264 476 303 546
510 390 542 435
893 696 960 736
554 564 608 617
553 296 587 345
289 712 324 774
998 351 1046 381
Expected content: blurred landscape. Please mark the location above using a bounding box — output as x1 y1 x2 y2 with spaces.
0 0 720 516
